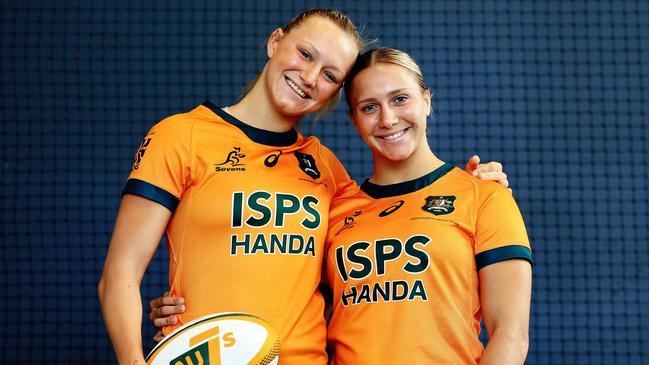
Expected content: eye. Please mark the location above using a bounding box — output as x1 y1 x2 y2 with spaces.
394 95 408 104
324 71 337 83
299 49 311 61
360 103 377 113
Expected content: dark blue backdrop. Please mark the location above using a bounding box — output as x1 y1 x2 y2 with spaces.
1 1 648 363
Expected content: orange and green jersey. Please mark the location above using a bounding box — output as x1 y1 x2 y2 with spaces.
123 101 356 364
325 163 532 365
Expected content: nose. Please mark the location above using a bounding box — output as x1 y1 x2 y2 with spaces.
378 106 398 128
300 64 318 88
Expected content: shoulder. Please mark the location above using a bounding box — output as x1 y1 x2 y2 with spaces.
300 136 352 186
153 105 214 132
301 136 340 162
446 167 510 200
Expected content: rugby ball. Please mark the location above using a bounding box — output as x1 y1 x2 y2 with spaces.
146 312 280 365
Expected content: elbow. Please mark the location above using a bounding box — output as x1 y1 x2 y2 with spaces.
508 328 529 363
518 330 529 361
490 326 529 364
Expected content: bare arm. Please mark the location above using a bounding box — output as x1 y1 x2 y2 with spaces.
478 260 532 365
98 194 172 365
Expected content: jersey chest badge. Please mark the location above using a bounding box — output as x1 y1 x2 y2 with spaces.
422 195 456 215
214 146 247 172
294 151 320 179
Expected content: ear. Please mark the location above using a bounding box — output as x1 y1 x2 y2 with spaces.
423 88 432 117
267 28 284 58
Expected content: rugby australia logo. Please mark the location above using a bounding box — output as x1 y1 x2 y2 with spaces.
215 147 246 172
132 137 151 170
422 196 456 216
339 210 363 233
379 200 405 217
264 150 283 167
294 151 321 179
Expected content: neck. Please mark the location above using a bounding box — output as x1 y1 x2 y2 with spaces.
370 147 444 186
228 70 299 133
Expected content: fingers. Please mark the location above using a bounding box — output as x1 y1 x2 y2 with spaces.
149 295 184 311
153 330 165 343
473 161 503 174
153 314 179 328
149 301 186 320
465 155 480 172
149 295 186 330
474 171 509 188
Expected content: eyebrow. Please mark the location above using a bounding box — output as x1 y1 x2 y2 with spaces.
356 88 410 104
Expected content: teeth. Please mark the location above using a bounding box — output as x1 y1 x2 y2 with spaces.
286 78 306 98
382 130 406 140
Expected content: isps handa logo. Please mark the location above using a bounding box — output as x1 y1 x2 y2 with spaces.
422 196 456 216
215 147 246 172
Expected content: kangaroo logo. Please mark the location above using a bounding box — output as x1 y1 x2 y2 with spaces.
216 147 246 167
339 210 363 233
132 137 151 170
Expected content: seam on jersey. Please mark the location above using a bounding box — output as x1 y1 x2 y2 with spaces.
475 245 533 270
316 142 340 196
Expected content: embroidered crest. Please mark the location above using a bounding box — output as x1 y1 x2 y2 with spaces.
422 196 456 215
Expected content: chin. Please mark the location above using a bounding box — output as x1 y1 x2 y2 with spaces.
375 149 414 163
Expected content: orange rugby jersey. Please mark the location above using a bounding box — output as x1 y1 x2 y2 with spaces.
123 101 356 364
325 163 532 365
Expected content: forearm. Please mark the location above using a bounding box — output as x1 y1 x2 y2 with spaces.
99 270 147 365
479 327 528 365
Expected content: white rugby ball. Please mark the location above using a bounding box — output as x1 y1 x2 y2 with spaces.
146 312 280 365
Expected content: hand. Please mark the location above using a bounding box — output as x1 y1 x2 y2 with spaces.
465 155 511 192
149 291 186 343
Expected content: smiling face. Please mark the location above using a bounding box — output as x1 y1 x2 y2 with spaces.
349 62 432 163
263 16 359 118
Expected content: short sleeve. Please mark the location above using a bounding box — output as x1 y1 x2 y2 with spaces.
122 114 194 212
474 184 532 270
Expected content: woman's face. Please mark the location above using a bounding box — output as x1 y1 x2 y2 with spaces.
349 63 431 163
264 16 358 117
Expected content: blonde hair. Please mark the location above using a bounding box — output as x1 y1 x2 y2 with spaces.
244 9 367 121
283 9 365 51
344 47 429 109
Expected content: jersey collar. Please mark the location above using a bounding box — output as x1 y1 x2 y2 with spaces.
203 100 299 147
360 163 455 199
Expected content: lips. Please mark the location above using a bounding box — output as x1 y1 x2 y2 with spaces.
285 77 309 98
379 128 408 141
